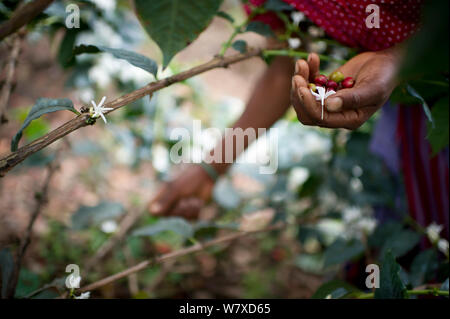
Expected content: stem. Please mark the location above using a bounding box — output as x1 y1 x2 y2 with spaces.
263 49 346 64
218 8 263 57
356 288 449 299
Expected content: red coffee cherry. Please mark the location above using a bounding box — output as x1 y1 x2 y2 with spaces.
314 75 328 87
327 80 338 91
342 77 355 88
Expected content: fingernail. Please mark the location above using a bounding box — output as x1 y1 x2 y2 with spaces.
326 97 343 112
295 61 299 74
307 54 312 63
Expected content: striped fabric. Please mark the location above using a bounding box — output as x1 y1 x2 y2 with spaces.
397 105 449 238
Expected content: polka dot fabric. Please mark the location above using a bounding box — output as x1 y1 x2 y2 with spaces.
248 0 424 51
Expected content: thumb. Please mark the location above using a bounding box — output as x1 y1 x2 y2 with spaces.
325 84 379 112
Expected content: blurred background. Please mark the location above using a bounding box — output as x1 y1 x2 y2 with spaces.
0 0 447 299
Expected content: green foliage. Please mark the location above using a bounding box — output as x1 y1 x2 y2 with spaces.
323 238 365 267
264 0 294 11
71 202 125 230
441 278 449 291
245 21 275 37
375 251 407 299
11 98 77 151
0 248 14 298
134 0 223 67
369 222 421 259
427 97 449 155
409 249 439 287
232 40 247 53
216 11 234 23
74 45 158 77
132 217 194 240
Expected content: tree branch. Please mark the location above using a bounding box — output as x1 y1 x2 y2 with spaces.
0 31 24 124
0 0 54 41
0 48 264 177
6 155 59 298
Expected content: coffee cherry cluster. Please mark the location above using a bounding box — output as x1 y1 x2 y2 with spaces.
308 71 354 93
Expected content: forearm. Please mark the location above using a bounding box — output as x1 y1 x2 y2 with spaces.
208 56 294 175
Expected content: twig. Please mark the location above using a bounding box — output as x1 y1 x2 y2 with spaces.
60 223 284 297
0 0 54 41
5 154 60 298
0 48 266 177
0 30 24 124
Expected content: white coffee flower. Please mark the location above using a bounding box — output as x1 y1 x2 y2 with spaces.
288 38 301 49
437 239 449 256
426 222 443 243
100 220 118 234
311 86 336 120
291 12 304 26
356 218 377 234
90 96 113 123
67 275 81 289
75 292 91 299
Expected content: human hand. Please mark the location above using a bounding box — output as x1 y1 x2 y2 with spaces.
291 47 401 129
148 164 215 220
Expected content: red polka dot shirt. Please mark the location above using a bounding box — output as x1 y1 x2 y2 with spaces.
247 0 423 51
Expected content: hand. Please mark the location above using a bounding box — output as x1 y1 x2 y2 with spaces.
291 47 401 130
148 164 215 219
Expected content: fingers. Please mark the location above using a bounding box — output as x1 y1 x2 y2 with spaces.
148 183 179 216
307 53 320 82
294 59 309 80
297 86 365 130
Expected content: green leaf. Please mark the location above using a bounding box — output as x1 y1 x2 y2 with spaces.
0 248 14 298
232 40 247 53
132 217 194 240
441 278 449 291
74 45 158 77
379 230 421 259
216 11 234 23
312 280 359 299
264 0 293 11
427 97 449 155
11 98 77 151
245 21 275 37
406 85 433 126
71 202 125 230
58 29 78 68
134 0 223 67
368 222 421 259
368 222 403 248
410 249 439 287
399 1 449 80
375 251 407 299
324 238 365 267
